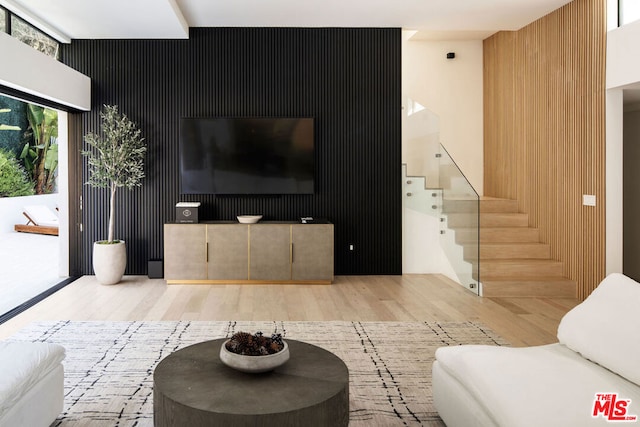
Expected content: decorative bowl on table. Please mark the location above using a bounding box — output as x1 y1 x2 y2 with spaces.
237 215 262 224
220 332 289 373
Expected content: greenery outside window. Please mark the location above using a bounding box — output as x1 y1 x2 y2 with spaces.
0 8 6 33
10 14 59 59
0 94 59 197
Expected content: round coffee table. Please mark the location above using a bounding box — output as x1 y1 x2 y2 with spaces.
153 338 349 426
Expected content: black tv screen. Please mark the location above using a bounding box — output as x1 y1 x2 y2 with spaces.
179 117 314 195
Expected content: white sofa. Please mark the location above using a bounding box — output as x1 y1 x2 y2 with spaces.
433 273 640 426
0 341 65 426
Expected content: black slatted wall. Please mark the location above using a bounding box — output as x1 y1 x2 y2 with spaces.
61 27 401 276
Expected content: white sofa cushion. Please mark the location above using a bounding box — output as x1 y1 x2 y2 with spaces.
557 273 640 386
434 343 640 427
0 341 65 417
23 205 59 227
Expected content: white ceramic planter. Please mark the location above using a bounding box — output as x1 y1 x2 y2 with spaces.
92 240 126 285
219 340 289 373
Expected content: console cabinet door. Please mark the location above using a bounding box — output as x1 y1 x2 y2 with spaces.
164 224 207 280
249 225 291 281
291 224 334 281
207 224 249 280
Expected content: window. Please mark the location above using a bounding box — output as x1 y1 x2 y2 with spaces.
10 14 59 59
620 0 640 25
0 8 6 33
0 93 59 196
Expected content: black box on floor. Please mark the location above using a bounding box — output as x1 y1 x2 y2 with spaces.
148 259 164 279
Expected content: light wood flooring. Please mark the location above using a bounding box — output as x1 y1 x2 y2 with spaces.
0 274 580 347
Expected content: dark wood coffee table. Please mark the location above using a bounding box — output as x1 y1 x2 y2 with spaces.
153 338 349 426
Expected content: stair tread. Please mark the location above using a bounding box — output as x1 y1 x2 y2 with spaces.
455 227 540 232
481 259 562 264
479 197 519 213
481 276 573 282
481 277 576 298
479 244 549 250
480 214 528 227
479 258 564 278
480 242 547 245
481 226 538 231
466 242 551 261
481 230 539 242
457 226 538 232
447 212 528 228
479 258 552 261
481 212 527 215
480 212 525 216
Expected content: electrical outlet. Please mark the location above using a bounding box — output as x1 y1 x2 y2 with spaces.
583 194 596 206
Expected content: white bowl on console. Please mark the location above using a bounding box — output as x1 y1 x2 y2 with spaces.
237 215 262 224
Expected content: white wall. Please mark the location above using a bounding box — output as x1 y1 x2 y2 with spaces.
402 35 484 195
606 22 640 90
622 107 640 280
402 207 458 282
0 32 90 111
606 89 623 275
605 19 640 275
401 34 484 276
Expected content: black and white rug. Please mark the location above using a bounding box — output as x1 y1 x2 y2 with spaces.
9 320 507 426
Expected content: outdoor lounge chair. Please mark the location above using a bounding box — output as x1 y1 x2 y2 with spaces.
14 205 59 236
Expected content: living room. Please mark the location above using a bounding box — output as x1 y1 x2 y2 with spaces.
0 0 639 425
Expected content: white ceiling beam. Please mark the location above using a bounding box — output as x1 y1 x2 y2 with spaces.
168 0 189 38
1 0 71 43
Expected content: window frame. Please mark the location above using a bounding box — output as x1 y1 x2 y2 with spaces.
1 6 60 59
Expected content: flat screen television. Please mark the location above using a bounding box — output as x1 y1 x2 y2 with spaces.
179 117 314 195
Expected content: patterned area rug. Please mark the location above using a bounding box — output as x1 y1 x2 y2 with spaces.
9 320 507 426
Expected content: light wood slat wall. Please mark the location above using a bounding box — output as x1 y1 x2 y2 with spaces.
483 0 606 299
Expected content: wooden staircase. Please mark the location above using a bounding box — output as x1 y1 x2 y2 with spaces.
450 197 576 298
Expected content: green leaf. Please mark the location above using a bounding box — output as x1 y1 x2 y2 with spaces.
0 149 35 197
27 104 44 127
19 143 30 159
45 144 58 170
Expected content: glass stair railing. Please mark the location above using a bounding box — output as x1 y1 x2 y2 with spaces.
402 97 480 295
402 166 441 218
437 144 480 294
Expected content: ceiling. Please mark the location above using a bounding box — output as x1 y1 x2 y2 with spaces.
1 0 574 42
6 0 637 104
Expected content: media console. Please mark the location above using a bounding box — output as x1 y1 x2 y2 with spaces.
164 221 334 284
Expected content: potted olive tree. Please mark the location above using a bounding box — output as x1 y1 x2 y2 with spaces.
82 105 146 285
